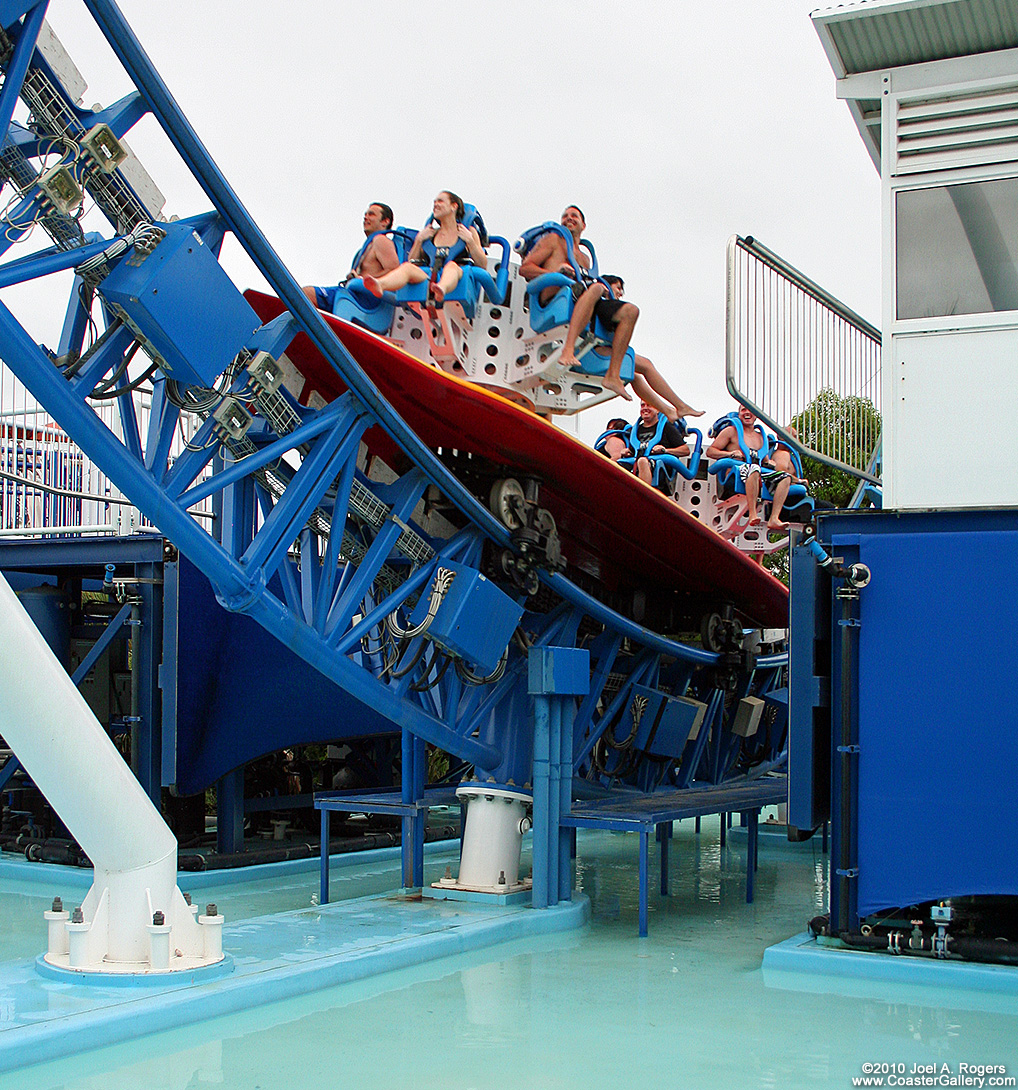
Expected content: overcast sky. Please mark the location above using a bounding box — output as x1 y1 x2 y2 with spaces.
35 0 881 442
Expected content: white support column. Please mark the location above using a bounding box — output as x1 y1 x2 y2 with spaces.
0 574 223 974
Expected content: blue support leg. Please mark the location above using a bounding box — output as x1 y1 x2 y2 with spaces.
547 697 561 906
746 809 758 903
134 560 163 804
217 767 244 855
0 755 21 791
659 822 670 896
320 808 330 905
528 645 589 909
401 728 414 890
532 693 550 909
413 732 426 888
639 829 650 937
558 697 573 902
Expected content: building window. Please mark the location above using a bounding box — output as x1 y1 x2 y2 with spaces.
896 178 1018 319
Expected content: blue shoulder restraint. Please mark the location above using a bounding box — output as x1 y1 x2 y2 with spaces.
514 222 596 282
419 204 485 268
345 229 397 280
710 411 768 463
626 413 670 457
593 421 631 455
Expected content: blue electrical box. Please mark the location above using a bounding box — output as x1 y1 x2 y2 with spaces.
99 221 260 387
630 684 706 759
410 561 524 675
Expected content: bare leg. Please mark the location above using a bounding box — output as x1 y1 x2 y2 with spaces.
636 456 653 484
432 262 464 304
631 375 673 418
766 476 792 529
602 302 639 400
632 354 704 420
745 469 762 526
364 262 428 297
561 283 605 370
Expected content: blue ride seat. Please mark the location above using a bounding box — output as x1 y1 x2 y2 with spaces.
391 205 510 319
609 414 704 492
575 342 638 384
516 222 636 383
770 435 814 520
593 419 632 458
706 411 813 520
329 227 417 334
517 222 596 336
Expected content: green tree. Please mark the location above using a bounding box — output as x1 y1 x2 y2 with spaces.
790 388 881 509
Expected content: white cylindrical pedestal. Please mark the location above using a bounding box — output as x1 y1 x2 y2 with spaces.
147 921 172 970
455 785 530 890
199 913 224 961
44 909 69 956
66 920 90 968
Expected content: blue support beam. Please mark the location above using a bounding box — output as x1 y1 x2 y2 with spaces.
0 2 45 142
528 646 589 908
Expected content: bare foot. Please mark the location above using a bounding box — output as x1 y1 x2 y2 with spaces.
602 376 632 401
363 276 383 298
559 350 580 369
767 518 789 531
675 401 705 418
429 282 445 306
747 513 761 527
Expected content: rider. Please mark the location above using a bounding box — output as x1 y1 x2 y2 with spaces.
705 405 792 530
519 212 702 419
364 191 486 306
302 202 399 310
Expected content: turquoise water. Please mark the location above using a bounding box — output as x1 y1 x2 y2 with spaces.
0 841 471 961
2 822 1017 1089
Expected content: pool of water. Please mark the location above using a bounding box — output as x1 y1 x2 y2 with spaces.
2 822 1016 1090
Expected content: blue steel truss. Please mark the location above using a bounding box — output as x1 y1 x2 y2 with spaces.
0 1 787 795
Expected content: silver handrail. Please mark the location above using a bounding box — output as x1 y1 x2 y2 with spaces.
726 234 882 486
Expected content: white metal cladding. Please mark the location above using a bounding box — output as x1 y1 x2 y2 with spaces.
813 0 1018 79
895 83 1018 173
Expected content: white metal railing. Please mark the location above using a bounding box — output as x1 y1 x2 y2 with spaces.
726 234 882 484
0 361 213 537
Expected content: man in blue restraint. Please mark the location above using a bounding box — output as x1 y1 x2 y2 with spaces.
302 202 400 309
705 405 793 530
630 400 690 491
519 206 637 401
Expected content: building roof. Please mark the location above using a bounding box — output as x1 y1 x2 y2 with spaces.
812 0 1018 78
812 0 1018 167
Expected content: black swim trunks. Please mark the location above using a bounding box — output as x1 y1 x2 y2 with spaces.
568 281 626 328
593 296 625 327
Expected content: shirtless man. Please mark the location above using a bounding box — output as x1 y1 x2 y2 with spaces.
705 405 792 530
303 202 400 309
519 206 635 400
518 210 702 419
